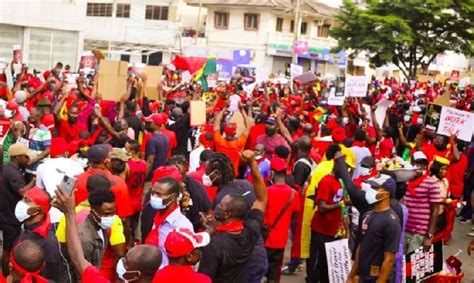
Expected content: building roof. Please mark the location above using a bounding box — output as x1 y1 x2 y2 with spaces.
185 0 338 16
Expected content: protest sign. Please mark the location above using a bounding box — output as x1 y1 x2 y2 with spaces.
438 106 474 142
79 51 97 75
327 87 345 106
12 45 22 76
459 77 470 88
235 65 256 84
344 76 368 97
424 104 442 132
181 71 192 84
143 65 163 100
374 99 394 125
294 72 318 85
190 100 206 126
290 64 303 83
450 70 460 81
433 93 450 107
98 60 128 101
207 73 218 88
325 239 351 283
405 241 443 282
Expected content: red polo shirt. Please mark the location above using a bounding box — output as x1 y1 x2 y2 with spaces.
264 184 299 249
311 174 343 237
152 265 211 283
74 167 134 218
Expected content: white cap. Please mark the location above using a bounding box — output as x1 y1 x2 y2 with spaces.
412 105 422 113
14 90 27 104
413 151 428 161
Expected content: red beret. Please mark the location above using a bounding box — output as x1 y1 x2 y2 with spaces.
332 127 346 143
152 165 183 184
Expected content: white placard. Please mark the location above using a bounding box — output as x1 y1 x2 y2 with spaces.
344 76 368 97
181 70 192 83
459 76 470 88
325 238 351 283
437 106 474 142
374 99 394 126
290 64 303 83
327 88 345 106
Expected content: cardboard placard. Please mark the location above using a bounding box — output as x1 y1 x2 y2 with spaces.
417 75 431 83
325 239 351 283
344 76 368 97
98 75 127 101
294 71 318 85
405 241 443 282
143 65 163 101
327 87 345 106
424 104 443 132
190 100 206 126
99 60 128 76
438 106 474 142
433 93 450 106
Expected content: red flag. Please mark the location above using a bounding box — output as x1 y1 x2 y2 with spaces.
171 55 207 74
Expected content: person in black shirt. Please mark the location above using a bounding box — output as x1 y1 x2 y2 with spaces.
0 143 35 275
168 105 191 156
347 174 401 283
143 113 170 181
199 150 267 283
15 187 61 281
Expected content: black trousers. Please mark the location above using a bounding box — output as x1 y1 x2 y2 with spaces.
265 248 285 282
306 231 337 283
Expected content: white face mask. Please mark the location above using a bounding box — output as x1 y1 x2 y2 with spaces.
150 195 167 210
15 200 31 222
342 117 349 126
202 174 213 186
100 215 115 230
364 187 380 205
359 167 372 176
116 257 140 282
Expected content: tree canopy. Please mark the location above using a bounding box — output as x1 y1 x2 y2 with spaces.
330 0 474 79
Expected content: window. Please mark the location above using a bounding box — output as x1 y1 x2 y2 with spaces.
86 3 113 17
116 4 130 18
318 24 331 37
244 13 259 31
290 20 294 32
214 12 229 29
300 22 308 34
145 5 169 20
276 17 283 32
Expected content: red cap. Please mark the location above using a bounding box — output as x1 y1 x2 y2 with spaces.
165 228 210 258
332 127 346 143
152 165 183 184
223 123 237 136
43 70 51 80
24 187 51 213
270 157 287 172
142 113 164 126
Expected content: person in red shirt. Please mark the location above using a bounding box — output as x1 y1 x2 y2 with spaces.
213 107 250 176
188 149 218 203
53 187 162 283
245 113 268 150
446 142 468 199
418 134 460 163
153 228 212 283
155 113 177 158
307 144 346 283
264 157 299 283
125 140 147 242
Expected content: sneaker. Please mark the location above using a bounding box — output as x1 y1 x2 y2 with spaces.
281 266 295 276
467 232 474 237
459 218 471 224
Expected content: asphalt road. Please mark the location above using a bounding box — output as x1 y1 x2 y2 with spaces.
279 220 474 283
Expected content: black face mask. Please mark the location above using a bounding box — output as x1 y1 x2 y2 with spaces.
68 117 77 124
265 127 276 136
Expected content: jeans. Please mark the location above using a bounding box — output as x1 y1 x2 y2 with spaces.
306 231 337 283
247 258 268 283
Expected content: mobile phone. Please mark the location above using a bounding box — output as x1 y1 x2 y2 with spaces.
60 175 77 196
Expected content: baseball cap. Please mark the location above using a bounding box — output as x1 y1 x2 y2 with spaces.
142 113 164 126
332 127 346 143
109 148 130 162
165 228 210 258
14 90 27 104
24 187 51 213
367 174 396 196
266 116 277 125
413 151 428 162
9 143 33 158
87 144 112 163
270 157 287 172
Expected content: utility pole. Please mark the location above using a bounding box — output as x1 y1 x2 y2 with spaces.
291 0 301 64
196 0 203 39
107 0 117 59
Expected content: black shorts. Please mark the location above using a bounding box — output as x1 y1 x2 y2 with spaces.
0 223 21 251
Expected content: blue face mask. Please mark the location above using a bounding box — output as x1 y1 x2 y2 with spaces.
417 117 423 125
359 167 371 176
364 187 380 205
150 195 167 210
404 115 411 122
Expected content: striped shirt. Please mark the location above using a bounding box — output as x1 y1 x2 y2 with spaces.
405 176 442 235
28 124 51 171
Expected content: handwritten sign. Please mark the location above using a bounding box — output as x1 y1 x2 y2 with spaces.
405 241 443 282
325 239 351 283
344 76 368 97
327 87 345 106
450 70 460 81
438 106 474 142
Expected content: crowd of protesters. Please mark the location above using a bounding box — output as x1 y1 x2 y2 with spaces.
0 60 473 283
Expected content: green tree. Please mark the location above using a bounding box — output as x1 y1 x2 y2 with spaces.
330 0 474 79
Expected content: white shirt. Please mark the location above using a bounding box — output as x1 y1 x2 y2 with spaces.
188 146 205 173
36 157 84 223
351 145 372 179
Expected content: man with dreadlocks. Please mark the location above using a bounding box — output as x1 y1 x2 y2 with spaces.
199 151 268 283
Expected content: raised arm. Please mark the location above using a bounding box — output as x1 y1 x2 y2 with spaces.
334 153 369 212
213 108 226 132
240 150 267 212
94 106 121 140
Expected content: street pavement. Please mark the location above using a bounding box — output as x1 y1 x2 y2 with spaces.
279 220 474 283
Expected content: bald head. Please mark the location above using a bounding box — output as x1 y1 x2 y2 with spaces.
13 240 44 273
127 245 162 277
297 136 312 153
302 124 314 136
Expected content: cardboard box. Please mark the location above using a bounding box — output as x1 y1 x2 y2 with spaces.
144 65 163 100
98 75 127 101
99 60 128 76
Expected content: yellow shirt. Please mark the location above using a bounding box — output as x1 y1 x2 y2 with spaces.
55 201 125 246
